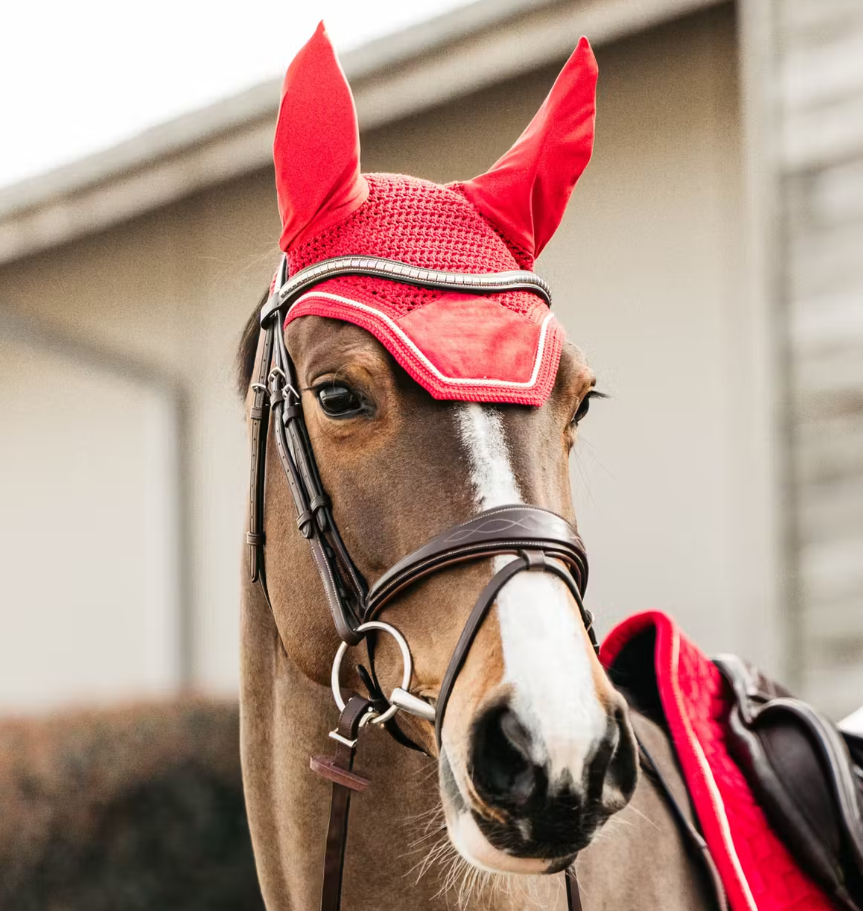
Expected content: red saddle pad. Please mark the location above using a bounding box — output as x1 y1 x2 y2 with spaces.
602 611 840 911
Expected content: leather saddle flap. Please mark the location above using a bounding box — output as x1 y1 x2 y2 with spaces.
715 655 863 910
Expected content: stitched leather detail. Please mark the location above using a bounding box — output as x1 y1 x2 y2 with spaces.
364 506 587 619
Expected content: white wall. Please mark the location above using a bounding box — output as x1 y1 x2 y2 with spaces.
0 332 181 710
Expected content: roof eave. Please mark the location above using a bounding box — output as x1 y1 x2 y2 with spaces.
0 0 724 265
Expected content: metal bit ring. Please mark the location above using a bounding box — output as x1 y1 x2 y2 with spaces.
331 621 413 726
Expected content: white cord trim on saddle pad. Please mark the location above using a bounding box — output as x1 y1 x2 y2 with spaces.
668 631 759 911
291 291 555 389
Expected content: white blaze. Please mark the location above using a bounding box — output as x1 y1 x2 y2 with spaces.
454 404 606 779
454 403 521 506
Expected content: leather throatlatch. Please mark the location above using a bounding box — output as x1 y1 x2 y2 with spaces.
310 694 376 911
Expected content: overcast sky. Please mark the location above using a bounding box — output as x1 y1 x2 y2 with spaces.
0 0 469 191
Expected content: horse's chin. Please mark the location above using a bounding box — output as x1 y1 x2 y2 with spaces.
438 748 580 876
447 808 576 874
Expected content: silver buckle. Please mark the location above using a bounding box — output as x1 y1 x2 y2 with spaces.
328 730 358 749
327 706 381 748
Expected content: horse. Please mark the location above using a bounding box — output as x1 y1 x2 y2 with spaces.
236 22 723 911
236 320 721 911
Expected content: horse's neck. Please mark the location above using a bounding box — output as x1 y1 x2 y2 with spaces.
241 596 717 911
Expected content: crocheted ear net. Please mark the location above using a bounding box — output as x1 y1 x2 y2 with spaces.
274 24 597 405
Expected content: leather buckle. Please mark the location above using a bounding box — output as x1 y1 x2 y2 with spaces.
267 366 287 397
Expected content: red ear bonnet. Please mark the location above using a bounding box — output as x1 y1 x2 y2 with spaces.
274 22 368 251
274 31 598 406
458 37 598 258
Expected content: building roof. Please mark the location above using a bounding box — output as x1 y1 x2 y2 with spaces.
0 0 721 265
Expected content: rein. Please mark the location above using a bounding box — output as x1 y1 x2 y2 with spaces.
246 253 596 911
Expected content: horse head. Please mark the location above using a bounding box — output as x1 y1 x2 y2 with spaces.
238 22 637 893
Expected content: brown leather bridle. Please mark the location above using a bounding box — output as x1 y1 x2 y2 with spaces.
246 253 596 911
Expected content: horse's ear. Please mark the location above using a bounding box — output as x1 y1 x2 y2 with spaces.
274 21 368 251
458 37 598 259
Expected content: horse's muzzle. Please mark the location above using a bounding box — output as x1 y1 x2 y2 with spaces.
461 696 638 864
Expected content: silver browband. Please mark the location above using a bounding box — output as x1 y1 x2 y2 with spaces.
260 254 552 326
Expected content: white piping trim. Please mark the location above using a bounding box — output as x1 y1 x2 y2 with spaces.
291 291 555 389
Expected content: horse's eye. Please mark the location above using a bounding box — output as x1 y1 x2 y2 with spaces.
316 384 364 418
572 391 597 426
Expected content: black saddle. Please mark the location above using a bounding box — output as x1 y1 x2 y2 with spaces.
715 655 863 911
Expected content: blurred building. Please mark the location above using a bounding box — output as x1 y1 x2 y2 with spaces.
0 0 860 717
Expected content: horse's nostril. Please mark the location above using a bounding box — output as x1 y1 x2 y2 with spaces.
597 703 639 808
585 727 616 802
470 704 542 809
